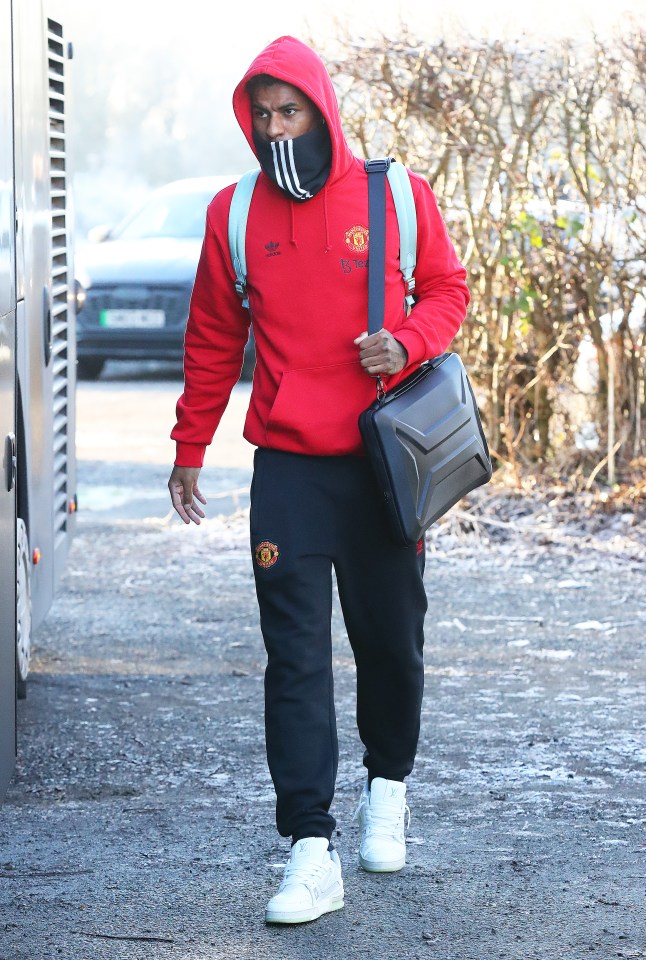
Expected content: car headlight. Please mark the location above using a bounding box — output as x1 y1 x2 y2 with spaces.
74 279 87 314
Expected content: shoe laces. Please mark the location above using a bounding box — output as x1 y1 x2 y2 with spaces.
280 856 330 895
354 793 411 839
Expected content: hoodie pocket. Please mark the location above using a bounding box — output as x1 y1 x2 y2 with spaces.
265 361 369 454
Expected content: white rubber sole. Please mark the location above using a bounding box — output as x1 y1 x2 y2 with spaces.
359 852 406 872
265 895 345 924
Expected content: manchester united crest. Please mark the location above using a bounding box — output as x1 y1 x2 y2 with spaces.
255 540 280 569
344 225 369 254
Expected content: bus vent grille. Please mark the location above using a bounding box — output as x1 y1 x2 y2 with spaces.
48 18 71 543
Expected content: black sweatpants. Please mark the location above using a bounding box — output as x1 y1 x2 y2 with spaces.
250 448 427 842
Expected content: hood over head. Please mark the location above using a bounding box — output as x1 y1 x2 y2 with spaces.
233 36 354 187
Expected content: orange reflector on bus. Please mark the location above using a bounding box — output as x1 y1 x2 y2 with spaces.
32 548 42 565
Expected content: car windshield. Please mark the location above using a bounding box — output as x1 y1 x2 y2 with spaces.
113 191 214 240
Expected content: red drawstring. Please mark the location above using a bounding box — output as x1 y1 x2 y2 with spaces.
289 192 331 252
323 187 331 253
290 203 297 247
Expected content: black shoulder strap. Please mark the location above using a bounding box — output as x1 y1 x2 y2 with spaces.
365 158 391 336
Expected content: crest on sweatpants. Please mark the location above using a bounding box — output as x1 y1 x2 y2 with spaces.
255 540 280 569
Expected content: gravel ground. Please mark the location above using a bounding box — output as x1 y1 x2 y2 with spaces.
1 506 645 960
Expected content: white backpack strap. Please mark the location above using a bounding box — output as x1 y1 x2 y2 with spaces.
227 168 260 310
386 161 417 311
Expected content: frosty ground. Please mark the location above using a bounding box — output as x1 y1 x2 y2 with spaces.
1 493 644 960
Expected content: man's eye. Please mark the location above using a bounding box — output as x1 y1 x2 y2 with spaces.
283 108 296 116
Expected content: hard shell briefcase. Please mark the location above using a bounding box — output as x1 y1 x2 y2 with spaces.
359 351 493 546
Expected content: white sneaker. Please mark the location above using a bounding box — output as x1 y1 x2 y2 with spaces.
265 837 344 924
354 777 410 872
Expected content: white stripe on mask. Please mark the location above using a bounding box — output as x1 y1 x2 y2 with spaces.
287 139 312 199
270 141 285 191
277 140 303 199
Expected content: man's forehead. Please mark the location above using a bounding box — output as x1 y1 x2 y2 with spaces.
250 80 308 104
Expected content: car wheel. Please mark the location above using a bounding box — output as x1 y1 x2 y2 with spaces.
16 518 31 701
77 358 105 380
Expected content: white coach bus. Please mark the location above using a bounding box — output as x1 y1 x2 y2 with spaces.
1 0 77 797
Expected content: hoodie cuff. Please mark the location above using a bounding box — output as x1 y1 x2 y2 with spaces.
174 442 206 468
393 329 427 369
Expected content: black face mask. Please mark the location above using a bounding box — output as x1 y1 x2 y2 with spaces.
253 122 332 201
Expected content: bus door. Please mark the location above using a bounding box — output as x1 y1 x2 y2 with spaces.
0 0 17 796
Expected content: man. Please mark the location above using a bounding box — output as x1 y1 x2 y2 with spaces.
168 36 469 925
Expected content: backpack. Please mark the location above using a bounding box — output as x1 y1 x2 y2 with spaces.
227 160 417 312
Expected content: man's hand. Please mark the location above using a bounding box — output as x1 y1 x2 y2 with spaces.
354 329 408 377
168 466 207 525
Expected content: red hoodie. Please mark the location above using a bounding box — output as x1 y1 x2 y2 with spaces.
172 36 470 467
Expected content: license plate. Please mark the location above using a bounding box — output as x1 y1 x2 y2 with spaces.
100 309 165 329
